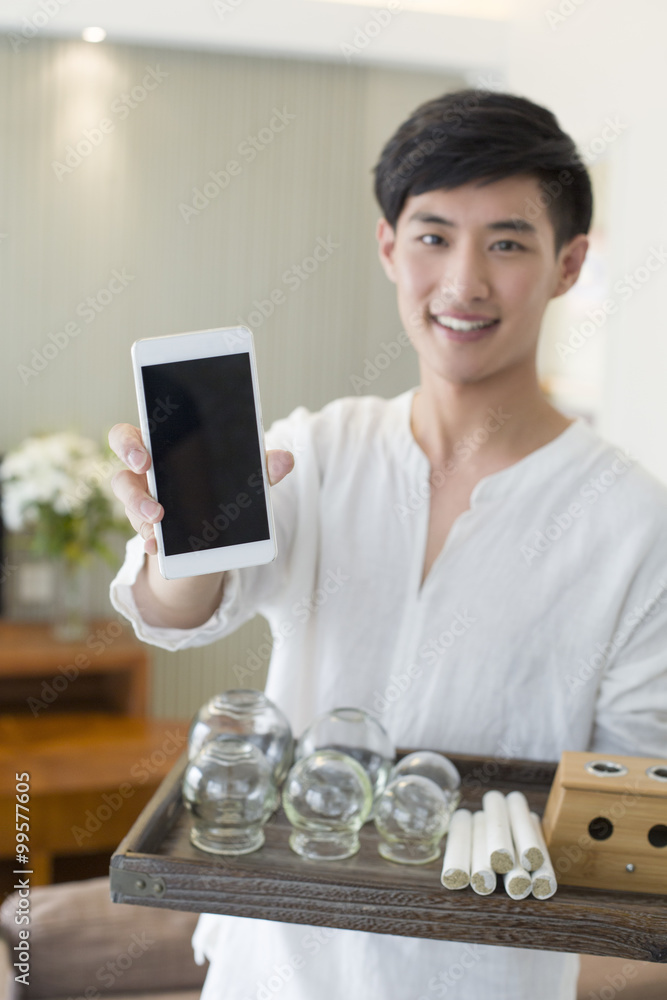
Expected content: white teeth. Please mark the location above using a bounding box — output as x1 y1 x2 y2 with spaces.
434 316 497 331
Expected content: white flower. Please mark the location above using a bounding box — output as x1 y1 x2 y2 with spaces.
0 432 116 531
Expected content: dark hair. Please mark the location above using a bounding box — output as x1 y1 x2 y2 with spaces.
372 88 593 255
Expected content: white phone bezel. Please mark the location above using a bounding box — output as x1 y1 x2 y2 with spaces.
131 325 277 579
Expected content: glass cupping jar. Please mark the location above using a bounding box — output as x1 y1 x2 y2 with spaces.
374 774 451 864
188 689 294 791
182 738 275 855
283 749 373 860
295 707 395 803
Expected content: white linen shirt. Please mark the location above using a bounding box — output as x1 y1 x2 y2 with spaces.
110 386 667 1000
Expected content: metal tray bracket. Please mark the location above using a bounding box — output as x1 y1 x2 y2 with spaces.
110 867 166 899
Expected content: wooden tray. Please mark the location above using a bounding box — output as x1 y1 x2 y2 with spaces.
110 751 667 963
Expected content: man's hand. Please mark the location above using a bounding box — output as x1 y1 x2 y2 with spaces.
108 422 295 555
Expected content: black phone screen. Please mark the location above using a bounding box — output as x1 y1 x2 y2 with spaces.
141 353 270 556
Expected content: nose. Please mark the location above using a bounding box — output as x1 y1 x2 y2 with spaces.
432 241 491 311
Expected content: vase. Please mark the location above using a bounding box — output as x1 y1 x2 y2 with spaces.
53 561 88 642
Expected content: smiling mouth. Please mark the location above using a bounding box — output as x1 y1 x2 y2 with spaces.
431 314 500 340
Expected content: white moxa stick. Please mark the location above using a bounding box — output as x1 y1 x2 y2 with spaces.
470 810 496 895
506 790 544 872
529 811 558 900
503 863 533 900
482 790 514 874
441 808 472 890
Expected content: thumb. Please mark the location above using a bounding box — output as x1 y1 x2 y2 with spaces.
267 449 295 486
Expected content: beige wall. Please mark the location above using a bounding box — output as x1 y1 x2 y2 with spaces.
0 35 462 718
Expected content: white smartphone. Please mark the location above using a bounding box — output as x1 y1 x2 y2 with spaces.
131 326 277 579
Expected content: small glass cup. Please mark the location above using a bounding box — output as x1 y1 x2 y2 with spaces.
182 738 274 855
282 749 373 860
188 689 294 790
374 775 450 865
295 707 395 803
390 750 461 822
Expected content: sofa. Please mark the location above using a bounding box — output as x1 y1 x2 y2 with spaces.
0 877 208 1000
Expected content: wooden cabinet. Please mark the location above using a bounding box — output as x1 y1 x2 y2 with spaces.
0 619 149 717
0 620 188 886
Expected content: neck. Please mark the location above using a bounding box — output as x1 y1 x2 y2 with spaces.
412 358 573 469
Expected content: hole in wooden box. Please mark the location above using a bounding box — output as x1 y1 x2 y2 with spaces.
585 760 628 777
588 816 614 840
648 824 667 848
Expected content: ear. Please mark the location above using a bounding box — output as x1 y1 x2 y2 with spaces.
550 233 589 300
376 216 397 284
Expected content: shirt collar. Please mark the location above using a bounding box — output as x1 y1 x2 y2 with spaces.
396 384 597 501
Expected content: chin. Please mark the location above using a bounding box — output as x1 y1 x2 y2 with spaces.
418 348 490 385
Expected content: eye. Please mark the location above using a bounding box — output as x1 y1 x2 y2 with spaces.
418 233 445 246
492 239 525 252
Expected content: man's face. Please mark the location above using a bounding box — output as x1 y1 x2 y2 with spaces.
376 174 588 386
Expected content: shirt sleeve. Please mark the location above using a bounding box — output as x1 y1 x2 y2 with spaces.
589 576 667 757
109 405 319 652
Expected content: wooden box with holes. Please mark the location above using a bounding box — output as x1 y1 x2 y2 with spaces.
542 752 667 895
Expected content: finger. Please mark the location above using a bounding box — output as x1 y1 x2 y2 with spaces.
108 422 151 474
112 469 163 524
143 534 158 556
137 520 158 555
267 449 295 486
124 507 159 556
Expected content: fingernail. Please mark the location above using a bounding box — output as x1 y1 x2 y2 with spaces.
140 499 161 520
128 449 146 472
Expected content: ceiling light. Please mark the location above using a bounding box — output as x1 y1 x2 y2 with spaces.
82 27 107 43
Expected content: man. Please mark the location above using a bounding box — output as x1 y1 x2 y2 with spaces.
109 89 667 999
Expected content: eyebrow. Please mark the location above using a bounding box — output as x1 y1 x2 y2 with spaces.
407 211 538 235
